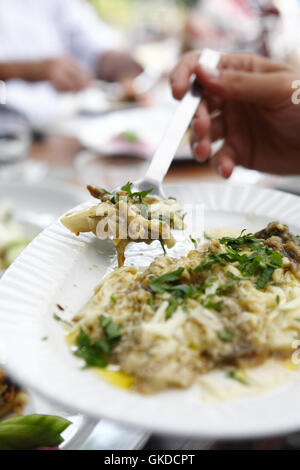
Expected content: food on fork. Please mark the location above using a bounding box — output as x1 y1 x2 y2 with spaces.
63 222 300 394
61 183 184 267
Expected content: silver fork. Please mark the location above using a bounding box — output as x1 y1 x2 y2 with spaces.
114 49 221 198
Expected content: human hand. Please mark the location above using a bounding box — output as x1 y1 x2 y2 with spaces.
45 56 92 92
170 51 300 177
98 51 143 82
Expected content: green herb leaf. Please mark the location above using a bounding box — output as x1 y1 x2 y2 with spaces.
166 297 178 319
100 315 121 340
204 300 223 311
74 316 121 369
121 181 133 196
53 313 72 327
147 297 156 311
121 182 153 203
256 266 274 289
189 235 198 249
227 369 248 385
220 231 258 250
149 268 184 294
160 240 167 256
218 330 234 342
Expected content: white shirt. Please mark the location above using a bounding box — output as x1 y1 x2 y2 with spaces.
0 0 122 122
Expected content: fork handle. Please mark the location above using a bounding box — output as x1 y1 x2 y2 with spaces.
144 49 221 186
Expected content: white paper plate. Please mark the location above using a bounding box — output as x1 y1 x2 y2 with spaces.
1 182 300 440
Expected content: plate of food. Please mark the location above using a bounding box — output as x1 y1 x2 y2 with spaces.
0 182 300 440
77 105 192 160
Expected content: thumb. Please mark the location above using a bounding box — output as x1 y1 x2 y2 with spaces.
195 65 290 106
211 143 236 179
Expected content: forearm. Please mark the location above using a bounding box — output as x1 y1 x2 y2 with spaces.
0 61 51 82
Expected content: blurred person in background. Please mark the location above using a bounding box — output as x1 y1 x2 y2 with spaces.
171 50 300 177
0 0 142 123
184 0 280 56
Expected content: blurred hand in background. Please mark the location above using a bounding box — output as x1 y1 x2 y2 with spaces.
44 56 92 92
171 51 300 177
0 0 142 121
98 50 143 82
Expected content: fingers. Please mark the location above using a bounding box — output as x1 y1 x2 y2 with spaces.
192 136 211 163
190 101 224 162
211 143 236 178
171 50 293 106
63 60 91 91
191 103 210 139
99 51 143 82
49 57 92 92
219 52 292 74
170 51 200 99
195 63 293 106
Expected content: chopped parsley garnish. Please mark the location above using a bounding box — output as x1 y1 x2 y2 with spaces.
147 296 156 310
203 299 224 311
149 268 199 318
109 182 153 206
110 295 117 303
74 315 121 369
160 240 167 256
53 313 72 327
218 329 234 342
147 230 284 320
219 230 258 249
149 268 185 294
227 369 248 385
189 235 198 249
194 231 283 290
193 252 227 272
166 297 179 319
121 182 153 204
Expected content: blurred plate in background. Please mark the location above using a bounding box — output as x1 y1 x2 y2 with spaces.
0 181 86 231
55 104 192 160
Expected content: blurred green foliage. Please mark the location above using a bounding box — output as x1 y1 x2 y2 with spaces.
88 0 197 26
88 0 135 27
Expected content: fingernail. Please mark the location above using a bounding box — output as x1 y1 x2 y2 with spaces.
218 161 233 178
201 65 220 80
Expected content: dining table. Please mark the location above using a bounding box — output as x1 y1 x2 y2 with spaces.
30 134 221 187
